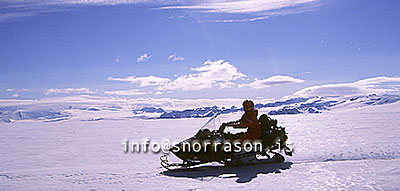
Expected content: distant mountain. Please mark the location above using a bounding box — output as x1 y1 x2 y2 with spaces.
255 97 310 108
156 97 311 119
0 109 70 123
158 106 240 119
132 107 165 114
268 94 400 115
268 107 303 115
156 94 400 119
1 94 399 122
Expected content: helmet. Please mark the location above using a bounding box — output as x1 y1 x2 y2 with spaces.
242 100 255 112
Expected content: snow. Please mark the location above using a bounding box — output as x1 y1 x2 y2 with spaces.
1 100 400 190
1 94 399 123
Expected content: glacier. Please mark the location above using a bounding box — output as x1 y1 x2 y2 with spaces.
0 95 400 190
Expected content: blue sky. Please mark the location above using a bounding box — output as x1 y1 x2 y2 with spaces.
1 0 399 100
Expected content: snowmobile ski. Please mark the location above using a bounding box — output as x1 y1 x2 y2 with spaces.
160 155 204 170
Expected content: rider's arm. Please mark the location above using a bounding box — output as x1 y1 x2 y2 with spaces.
232 121 251 128
217 120 243 133
232 111 258 128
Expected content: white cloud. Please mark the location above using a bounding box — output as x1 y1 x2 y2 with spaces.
160 0 318 14
107 60 307 92
162 0 321 22
218 81 235 89
207 15 270 23
294 76 400 97
20 88 30 92
154 91 163 95
2 0 149 6
137 53 151 63
107 75 170 87
1 0 321 22
1 1 152 21
103 89 148 96
168 53 185 61
55 0 149 5
12 93 20 98
239 75 305 89
45 88 95 95
115 56 120 63
159 60 246 91
6 88 30 92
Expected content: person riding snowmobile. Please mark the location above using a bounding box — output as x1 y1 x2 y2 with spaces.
161 100 292 170
217 100 262 140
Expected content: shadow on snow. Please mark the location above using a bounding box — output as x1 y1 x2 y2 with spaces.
161 162 293 183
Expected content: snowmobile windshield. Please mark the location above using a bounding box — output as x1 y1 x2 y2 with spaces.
200 113 221 131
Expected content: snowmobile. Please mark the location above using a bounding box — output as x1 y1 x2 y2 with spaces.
160 113 293 170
